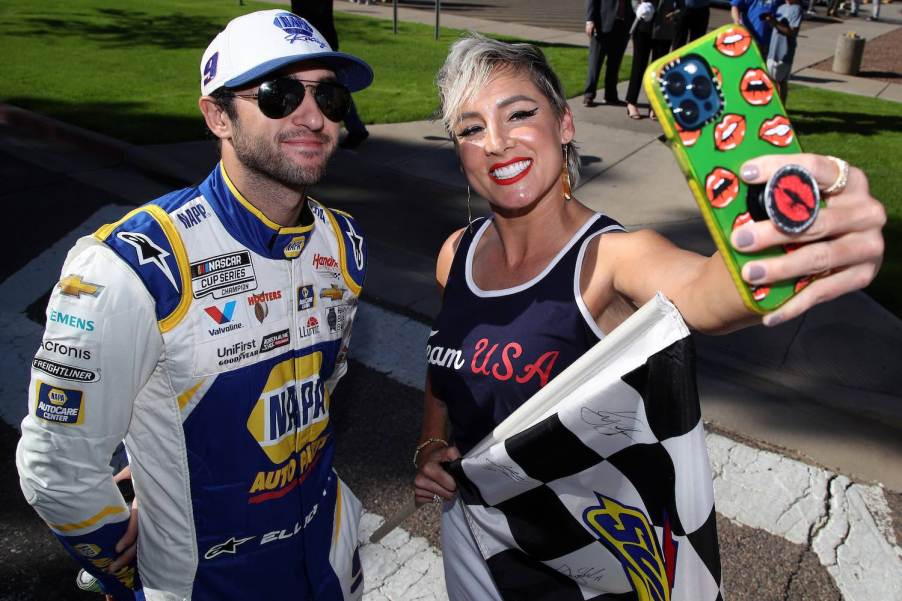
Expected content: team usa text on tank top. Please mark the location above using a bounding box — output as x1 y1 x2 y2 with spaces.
427 213 625 454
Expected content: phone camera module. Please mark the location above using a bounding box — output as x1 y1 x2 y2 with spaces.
678 100 700 125
665 72 687 96
659 54 723 131
691 76 712 100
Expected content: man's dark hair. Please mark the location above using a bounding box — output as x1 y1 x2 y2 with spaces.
210 88 238 121
205 88 239 143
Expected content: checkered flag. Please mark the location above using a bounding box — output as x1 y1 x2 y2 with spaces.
446 294 722 601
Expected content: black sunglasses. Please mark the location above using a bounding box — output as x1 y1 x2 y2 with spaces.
229 77 351 122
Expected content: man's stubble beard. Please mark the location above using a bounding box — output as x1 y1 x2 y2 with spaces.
231 118 336 189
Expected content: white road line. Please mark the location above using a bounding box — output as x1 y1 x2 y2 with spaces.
4 213 900 600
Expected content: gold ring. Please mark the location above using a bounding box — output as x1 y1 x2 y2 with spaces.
823 156 849 195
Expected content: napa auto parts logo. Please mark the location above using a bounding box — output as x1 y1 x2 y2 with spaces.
245 354 330 503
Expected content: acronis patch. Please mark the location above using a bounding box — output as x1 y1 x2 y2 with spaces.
35 381 84 425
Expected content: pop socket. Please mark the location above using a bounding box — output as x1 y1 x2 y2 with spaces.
763 164 820 234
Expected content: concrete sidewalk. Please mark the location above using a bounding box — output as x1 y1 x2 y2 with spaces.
331 0 902 101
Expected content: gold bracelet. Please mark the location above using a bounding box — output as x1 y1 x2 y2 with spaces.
413 437 448 468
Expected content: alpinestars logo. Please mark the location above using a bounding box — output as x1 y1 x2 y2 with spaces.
117 232 179 291
204 301 242 336
204 536 255 560
345 220 365 271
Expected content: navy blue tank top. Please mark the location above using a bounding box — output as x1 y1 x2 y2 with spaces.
428 213 625 454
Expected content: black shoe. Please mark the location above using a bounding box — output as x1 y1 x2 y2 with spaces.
582 95 595 107
603 98 626 106
340 130 369 150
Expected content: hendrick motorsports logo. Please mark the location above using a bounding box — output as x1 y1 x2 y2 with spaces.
191 251 258 299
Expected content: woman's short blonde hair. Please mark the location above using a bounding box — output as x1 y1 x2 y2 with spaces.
436 32 580 187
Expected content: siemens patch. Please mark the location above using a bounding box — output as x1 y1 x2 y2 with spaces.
32 358 100 383
191 251 258 299
35 381 85 425
49 310 95 332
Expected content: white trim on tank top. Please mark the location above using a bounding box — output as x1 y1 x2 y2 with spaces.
465 213 604 298
573 225 627 340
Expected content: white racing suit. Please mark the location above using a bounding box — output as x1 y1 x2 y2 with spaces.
17 164 367 600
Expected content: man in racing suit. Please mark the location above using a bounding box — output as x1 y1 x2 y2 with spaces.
16 10 373 600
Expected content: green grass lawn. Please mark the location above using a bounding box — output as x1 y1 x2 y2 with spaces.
0 0 615 143
788 85 901 317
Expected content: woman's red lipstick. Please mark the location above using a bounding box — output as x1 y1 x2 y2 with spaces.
488 157 532 185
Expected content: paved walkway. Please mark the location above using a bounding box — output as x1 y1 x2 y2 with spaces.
330 0 902 100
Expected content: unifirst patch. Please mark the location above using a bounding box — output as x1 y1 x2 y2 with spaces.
35 381 84 425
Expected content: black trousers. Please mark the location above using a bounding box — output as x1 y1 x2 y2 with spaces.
583 18 630 102
626 32 672 105
672 6 710 50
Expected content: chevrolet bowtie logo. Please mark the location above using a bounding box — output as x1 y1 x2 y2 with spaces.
58 275 103 298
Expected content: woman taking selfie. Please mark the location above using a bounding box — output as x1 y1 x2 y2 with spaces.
413 33 884 599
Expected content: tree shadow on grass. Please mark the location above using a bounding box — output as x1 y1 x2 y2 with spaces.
789 109 902 137
8 8 223 50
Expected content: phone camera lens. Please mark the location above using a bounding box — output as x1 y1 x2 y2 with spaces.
691 76 712 100
678 100 699 124
665 72 686 96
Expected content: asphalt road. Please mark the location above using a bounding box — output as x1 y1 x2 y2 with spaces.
0 124 851 601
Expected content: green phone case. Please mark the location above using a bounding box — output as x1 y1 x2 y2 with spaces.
644 24 813 314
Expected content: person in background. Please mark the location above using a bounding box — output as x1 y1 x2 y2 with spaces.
672 0 710 49
583 0 636 106
625 0 683 120
292 0 371 148
868 0 881 20
731 0 780 53
764 0 803 104
415 32 884 600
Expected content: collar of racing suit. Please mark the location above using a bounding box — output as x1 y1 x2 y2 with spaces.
203 162 316 261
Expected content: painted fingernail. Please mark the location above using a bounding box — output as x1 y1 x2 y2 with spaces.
734 228 754 249
741 164 759 181
764 313 783 327
747 263 765 282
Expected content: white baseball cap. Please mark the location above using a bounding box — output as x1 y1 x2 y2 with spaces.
200 10 374 96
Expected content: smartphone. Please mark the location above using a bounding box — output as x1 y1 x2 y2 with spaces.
644 24 817 314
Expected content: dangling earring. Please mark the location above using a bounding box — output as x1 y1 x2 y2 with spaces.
561 145 573 201
466 185 475 233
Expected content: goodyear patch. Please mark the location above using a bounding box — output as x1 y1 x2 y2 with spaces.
35 381 84 425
